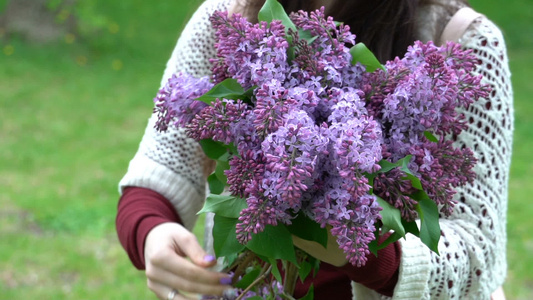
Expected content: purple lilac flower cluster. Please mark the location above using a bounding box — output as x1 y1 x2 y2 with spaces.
154 73 213 131
153 7 487 266
362 41 488 219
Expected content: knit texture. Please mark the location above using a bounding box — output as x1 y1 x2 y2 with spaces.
119 0 513 298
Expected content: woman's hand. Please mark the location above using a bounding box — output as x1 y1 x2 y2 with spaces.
292 227 348 267
144 222 232 299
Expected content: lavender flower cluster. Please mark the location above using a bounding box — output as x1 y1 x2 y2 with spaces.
153 7 487 266
363 41 487 219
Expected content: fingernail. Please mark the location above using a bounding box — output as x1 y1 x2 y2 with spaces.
204 255 216 263
219 277 232 285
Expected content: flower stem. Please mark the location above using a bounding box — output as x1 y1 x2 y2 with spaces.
235 264 272 300
231 250 257 286
283 260 299 296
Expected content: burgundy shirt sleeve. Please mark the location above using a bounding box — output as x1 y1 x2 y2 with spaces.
116 187 183 270
337 237 401 297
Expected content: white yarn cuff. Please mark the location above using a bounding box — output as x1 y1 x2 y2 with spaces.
119 153 205 230
391 234 432 299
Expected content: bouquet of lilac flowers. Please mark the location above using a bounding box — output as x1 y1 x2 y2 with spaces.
154 0 488 298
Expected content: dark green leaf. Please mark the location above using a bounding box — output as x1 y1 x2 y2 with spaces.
350 43 385 72
215 157 230 185
199 139 228 160
376 197 405 237
368 237 378 256
378 155 424 190
376 231 403 250
287 214 328 248
399 156 417 178
298 29 319 44
207 173 225 195
227 142 239 156
197 194 247 218
245 297 263 300
234 267 261 289
196 79 245 104
402 219 420 236
402 173 423 190
298 259 313 282
242 86 257 105
223 252 239 269
424 131 439 143
377 160 397 174
378 155 412 173
246 224 297 263
258 0 296 32
269 258 282 283
298 284 314 300
287 45 296 62
212 215 245 257
312 257 320 277
412 191 441 255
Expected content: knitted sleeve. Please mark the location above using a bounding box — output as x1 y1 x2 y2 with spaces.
118 0 232 230
353 16 513 300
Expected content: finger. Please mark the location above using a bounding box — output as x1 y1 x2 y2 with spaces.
150 247 231 286
146 256 231 295
173 230 217 268
147 280 198 300
150 271 230 296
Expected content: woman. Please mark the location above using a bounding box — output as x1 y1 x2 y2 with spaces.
116 0 513 299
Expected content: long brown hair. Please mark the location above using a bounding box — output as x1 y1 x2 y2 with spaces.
237 0 465 63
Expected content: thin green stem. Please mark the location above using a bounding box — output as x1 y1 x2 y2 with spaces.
235 264 273 300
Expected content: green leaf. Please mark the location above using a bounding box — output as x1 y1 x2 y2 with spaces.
376 197 405 237
196 78 245 104
269 258 282 283
227 142 239 156
378 155 412 173
350 43 385 72
246 224 297 264
258 0 296 32
199 139 228 160
215 157 230 185
376 231 403 251
242 86 257 104
298 284 314 300
207 173 225 194
234 267 261 289
402 219 420 237
298 259 313 282
212 215 245 257
368 236 378 256
412 191 441 255
197 194 247 218
402 173 423 190
298 29 319 45
287 214 328 248
378 156 423 190
424 131 439 143
223 252 239 268
245 297 263 300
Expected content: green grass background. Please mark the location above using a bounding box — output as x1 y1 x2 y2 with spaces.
0 0 531 299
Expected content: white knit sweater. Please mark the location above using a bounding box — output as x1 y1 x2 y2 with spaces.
119 0 513 298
